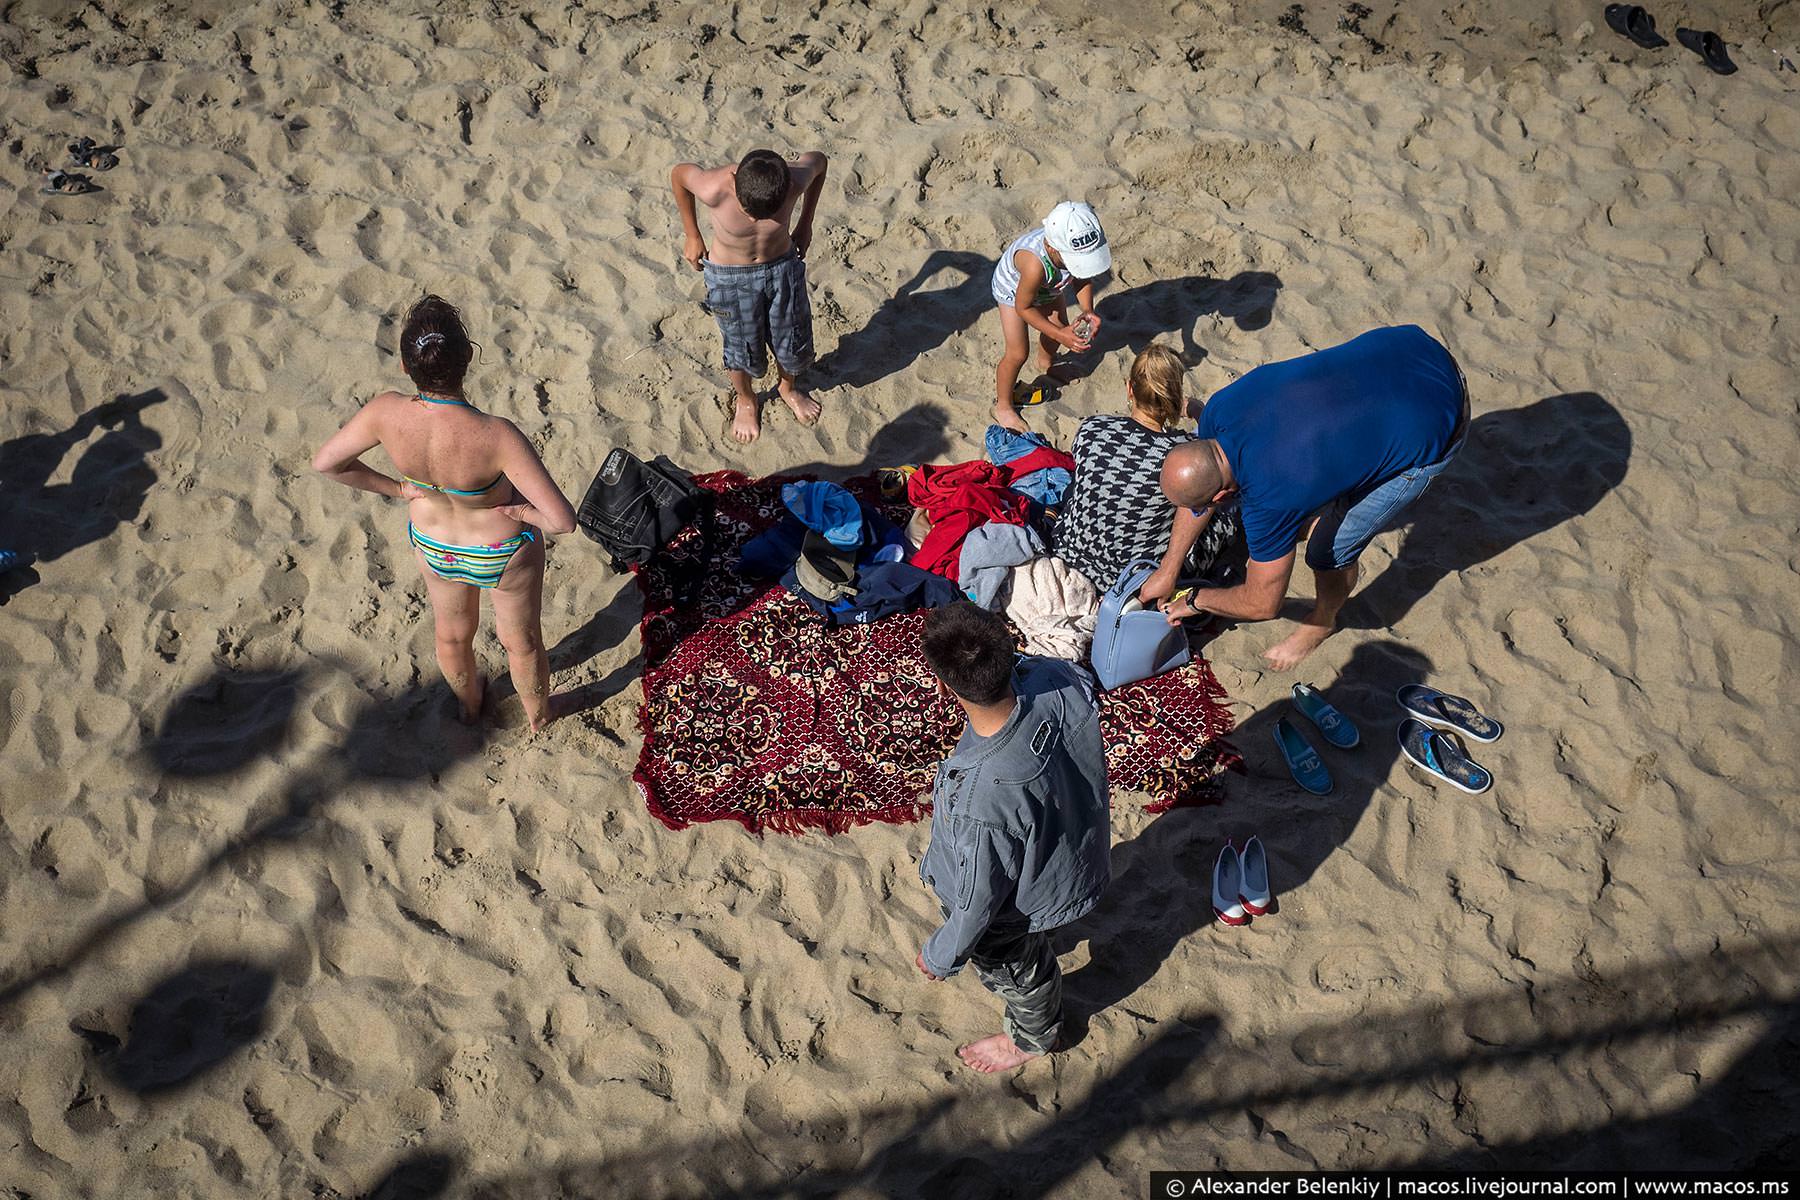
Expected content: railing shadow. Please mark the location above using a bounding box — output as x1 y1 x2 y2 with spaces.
357 935 1800 1192
3 663 494 1097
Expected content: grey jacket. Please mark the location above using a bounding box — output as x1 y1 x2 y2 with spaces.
957 522 1046 610
919 657 1112 977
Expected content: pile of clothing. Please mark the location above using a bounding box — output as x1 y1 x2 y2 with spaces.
735 427 1131 665
900 425 1101 662
740 480 960 624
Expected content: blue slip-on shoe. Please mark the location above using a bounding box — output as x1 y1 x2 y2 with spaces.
0 550 27 573
1273 717 1332 795
1291 682 1360 749
1397 684 1504 743
1397 718 1493 794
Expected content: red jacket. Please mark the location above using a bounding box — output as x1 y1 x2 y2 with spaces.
905 449 1074 579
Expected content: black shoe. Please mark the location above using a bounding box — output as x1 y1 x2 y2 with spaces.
1604 4 1667 49
1676 27 1737 74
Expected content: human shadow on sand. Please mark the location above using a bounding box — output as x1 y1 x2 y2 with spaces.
780 401 955 483
1062 639 1430 1030
1341 391 1632 631
1092 270 1283 363
812 251 995 390
358 933 1798 1192
0 388 167 603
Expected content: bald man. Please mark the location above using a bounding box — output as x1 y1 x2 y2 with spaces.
1157 325 1468 669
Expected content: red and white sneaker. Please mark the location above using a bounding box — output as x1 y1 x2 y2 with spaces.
1238 835 1272 916
1213 842 1248 926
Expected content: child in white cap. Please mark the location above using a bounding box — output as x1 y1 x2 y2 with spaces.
989 201 1112 431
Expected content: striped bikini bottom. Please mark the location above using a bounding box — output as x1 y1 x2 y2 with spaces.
408 523 535 589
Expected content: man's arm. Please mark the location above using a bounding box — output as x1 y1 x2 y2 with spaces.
669 162 711 270
1174 551 1295 623
790 151 828 256
1140 504 1213 603
919 826 1016 979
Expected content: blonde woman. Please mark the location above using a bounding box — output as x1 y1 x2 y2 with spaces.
313 295 576 731
1049 343 1198 600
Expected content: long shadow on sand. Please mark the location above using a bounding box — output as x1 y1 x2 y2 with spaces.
812 251 995 390
1 665 494 1094
1093 271 1283 363
360 934 1799 1194
0 388 167 603
1064 639 1429 1029
1342 391 1632 631
781 401 955 483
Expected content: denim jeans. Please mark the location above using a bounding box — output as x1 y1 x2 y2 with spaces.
1305 436 1464 572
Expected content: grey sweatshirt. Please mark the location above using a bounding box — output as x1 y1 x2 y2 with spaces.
919 657 1112 977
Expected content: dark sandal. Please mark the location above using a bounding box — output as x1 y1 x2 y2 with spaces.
1676 27 1737 74
66 136 117 170
41 169 98 195
1604 5 1667 48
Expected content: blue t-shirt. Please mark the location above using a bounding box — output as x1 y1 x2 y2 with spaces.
1197 325 1463 563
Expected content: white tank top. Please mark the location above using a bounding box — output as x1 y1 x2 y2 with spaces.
990 227 1074 308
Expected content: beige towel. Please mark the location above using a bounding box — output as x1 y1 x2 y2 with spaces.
1005 555 1100 661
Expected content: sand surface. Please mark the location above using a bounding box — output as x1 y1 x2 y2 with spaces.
3 0 1798 1194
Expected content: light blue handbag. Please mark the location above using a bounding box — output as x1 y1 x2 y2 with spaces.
1090 558 1191 690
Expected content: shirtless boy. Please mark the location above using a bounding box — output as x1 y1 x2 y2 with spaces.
670 149 829 443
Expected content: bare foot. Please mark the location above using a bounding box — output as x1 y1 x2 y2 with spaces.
956 1033 1044 1074
730 393 761 444
451 672 485 725
526 692 566 734
777 379 821 427
1263 618 1336 671
991 401 1029 433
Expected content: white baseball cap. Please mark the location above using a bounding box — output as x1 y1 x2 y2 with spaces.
1043 201 1111 278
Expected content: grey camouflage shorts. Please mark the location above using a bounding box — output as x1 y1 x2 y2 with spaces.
701 251 814 377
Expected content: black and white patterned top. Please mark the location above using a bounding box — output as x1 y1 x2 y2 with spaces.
1052 415 1192 590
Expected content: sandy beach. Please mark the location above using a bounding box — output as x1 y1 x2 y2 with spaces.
2 0 1798 1193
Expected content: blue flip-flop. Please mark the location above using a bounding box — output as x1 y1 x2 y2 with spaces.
1397 718 1492 794
1397 684 1503 743
1291 682 1359 749
0 550 26 572
1273 717 1332 795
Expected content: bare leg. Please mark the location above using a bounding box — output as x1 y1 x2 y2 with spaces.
776 365 821 426
727 368 762 444
1036 301 1068 374
416 553 485 722
993 305 1032 432
956 1033 1045 1073
491 536 559 732
1264 561 1359 671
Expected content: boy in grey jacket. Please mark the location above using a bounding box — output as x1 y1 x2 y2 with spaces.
915 602 1112 1073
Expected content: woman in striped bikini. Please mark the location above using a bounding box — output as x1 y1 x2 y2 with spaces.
313 295 576 731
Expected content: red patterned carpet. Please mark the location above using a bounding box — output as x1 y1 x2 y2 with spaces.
632 472 1239 834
